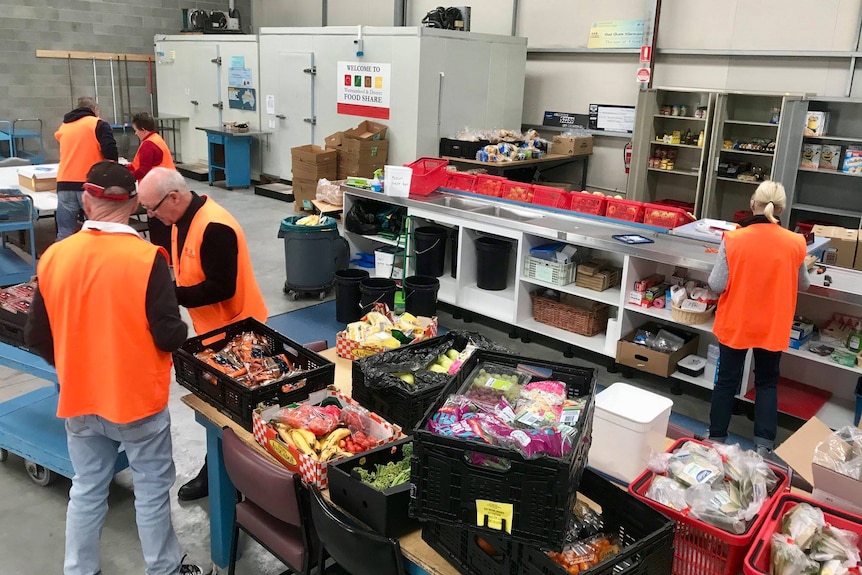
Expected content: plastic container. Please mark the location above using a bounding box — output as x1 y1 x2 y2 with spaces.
605 198 645 222
476 236 513 291
278 216 349 295
334 269 370 323
414 226 448 277
439 138 491 159
629 438 790 575
411 349 597 550
643 203 696 229
328 439 417 538
500 181 534 204
383 165 412 197
374 246 403 279
474 174 506 197
522 255 575 286
359 278 397 315
588 382 673 484
173 318 334 430
532 185 571 209
407 157 449 196
743 493 862 575
404 275 440 318
445 171 476 193
568 192 607 216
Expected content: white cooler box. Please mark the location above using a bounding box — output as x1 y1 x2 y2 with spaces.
588 382 673 484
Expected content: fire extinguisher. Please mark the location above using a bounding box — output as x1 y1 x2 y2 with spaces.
624 141 633 174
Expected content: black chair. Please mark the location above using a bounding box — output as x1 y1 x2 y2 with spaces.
307 486 405 575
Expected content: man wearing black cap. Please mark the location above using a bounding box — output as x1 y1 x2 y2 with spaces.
25 161 212 575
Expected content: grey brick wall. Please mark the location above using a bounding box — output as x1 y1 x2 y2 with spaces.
0 0 251 161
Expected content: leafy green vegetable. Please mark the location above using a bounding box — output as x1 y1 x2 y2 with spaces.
357 443 413 491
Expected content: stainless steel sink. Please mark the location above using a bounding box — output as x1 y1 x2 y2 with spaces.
425 196 491 210
469 205 543 222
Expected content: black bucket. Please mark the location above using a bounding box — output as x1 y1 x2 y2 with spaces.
476 236 513 291
334 269 370 323
450 227 458 278
414 226 448 277
360 278 397 315
404 275 440 317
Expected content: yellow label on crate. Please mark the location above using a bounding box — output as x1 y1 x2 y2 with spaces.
476 500 514 533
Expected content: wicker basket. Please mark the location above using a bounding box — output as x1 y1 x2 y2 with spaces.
531 292 610 336
671 304 716 325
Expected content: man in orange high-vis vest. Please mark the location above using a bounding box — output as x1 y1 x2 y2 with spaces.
54 96 118 242
24 161 211 575
138 167 268 501
128 111 177 256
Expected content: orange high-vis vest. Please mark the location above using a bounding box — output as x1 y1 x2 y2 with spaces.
129 132 175 173
37 230 174 424
712 223 806 352
173 197 268 335
55 116 103 183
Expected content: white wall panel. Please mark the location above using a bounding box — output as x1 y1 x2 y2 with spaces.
657 2 735 50
250 0 322 29
518 0 650 48
327 0 393 26
407 0 514 35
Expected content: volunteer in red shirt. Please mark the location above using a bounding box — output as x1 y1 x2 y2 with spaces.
128 112 176 255
708 181 812 456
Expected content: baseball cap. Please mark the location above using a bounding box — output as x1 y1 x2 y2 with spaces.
84 160 137 201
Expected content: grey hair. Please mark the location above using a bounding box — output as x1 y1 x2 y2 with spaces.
142 167 191 198
77 96 97 111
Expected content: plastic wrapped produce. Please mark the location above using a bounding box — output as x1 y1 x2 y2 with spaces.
715 442 778 521
813 426 862 480
645 475 689 511
780 503 826 551
771 533 821 575
665 442 724 487
686 483 747 534
809 524 861 567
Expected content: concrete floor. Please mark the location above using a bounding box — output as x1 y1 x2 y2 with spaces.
0 177 799 574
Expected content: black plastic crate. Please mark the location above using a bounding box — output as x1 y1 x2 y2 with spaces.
439 138 491 159
424 469 675 575
352 331 506 431
173 318 334 430
328 438 417 538
0 307 28 350
422 521 520 575
410 350 597 550
519 468 675 575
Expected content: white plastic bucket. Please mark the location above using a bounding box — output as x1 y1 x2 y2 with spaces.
383 165 412 197
374 246 404 279
588 382 673 484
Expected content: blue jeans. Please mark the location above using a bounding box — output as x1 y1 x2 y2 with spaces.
65 408 183 575
708 344 781 450
56 190 85 241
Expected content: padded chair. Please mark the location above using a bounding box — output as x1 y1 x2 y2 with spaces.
303 340 328 353
222 427 316 575
308 486 405 575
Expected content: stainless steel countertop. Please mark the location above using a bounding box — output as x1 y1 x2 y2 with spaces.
196 127 271 137
343 186 862 306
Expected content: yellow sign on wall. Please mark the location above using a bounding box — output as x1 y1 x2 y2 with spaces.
587 20 645 49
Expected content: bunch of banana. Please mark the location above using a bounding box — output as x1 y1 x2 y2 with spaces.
272 423 352 462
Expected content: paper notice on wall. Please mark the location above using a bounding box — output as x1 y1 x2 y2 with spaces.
230 56 245 68
228 67 252 88
265 95 275 115
336 61 391 120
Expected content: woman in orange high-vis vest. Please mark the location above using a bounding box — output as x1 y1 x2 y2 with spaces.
128 112 176 256
708 181 813 456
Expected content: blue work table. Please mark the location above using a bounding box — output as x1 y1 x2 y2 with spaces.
195 126 269 190
181 346 448 574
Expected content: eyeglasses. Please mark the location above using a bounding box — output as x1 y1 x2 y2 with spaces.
143 191 174 214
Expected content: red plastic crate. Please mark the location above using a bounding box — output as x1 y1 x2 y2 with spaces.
473 174 506 197
629 438 790 575
744 493 862 575
568 191 607 216
444 171 476 193
532 185 571 209
500 181 534 203
795 219 832 235
643 203 696 229
605 198 646 222
653 199 695 212
406 157 449 196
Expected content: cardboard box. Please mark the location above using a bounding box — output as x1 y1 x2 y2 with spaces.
291 178 318 212
340 138 389 159
17 166 58 192
790 319 815 341
800 143 821 169
804 111 830 137
616 326 700 378
856 238 862 272
291 145 337 181
775 418 862 514
813 225 858 268
819 144 842 170
343 120 387 141
549 135 593 157
842 146 862 174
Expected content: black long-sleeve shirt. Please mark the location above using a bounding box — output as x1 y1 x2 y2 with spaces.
56 107 119 192
173 193 239 309
25 248 187 366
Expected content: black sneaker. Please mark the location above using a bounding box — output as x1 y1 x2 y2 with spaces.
179 555 213 575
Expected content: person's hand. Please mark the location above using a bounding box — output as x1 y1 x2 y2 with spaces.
804 255 817 270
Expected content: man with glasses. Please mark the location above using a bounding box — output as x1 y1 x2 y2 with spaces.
54 96 119 241
25 161 211 575
138 167 268 501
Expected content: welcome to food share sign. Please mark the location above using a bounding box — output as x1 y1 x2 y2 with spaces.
336 61 391 120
